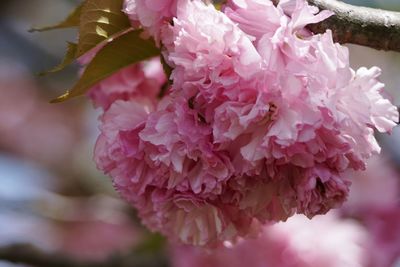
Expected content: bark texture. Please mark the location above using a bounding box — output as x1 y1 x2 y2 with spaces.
306 0 400 52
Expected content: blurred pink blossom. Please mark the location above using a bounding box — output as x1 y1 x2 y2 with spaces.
344 156 399 213
364 207 400 267
343 155 400 267
171 213 368 267
60 219 139 260
0 63 81 165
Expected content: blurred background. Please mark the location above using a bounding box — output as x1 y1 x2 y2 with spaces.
0 1 399 267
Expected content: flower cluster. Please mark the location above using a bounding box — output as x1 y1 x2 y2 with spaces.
92 0 398 246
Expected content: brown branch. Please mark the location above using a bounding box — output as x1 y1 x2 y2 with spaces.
0 244 169 267
271 0 400 52
306 0 400 52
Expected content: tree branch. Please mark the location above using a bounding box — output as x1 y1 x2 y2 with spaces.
306 0 400 52
270 0 400 51
0 244 169 267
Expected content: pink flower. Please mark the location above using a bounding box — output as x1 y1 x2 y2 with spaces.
138 96 233 197
293 165 350 218
95 97 240 246
94 100 152 187
211 0 397 219
224 0 283 41
364 207 400 267
171 213 368 267
225 0 333 42
93 0 398 246
60 220 139 261
88 58 166 110
165 0 261 94
342 155 400 267
123 0 180 41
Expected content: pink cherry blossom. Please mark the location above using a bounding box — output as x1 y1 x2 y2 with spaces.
92 0 398 246
123 0 180 41
87 58 166 110
95 97 242 246
224 0 283 41
165 0 261 95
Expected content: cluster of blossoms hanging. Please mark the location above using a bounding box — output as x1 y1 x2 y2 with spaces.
83 0 398 246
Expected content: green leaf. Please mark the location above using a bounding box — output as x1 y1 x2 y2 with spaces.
29 2 84 32
51 30 160 103
76 0 131 57
36 0 132 75
39 42 77 76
